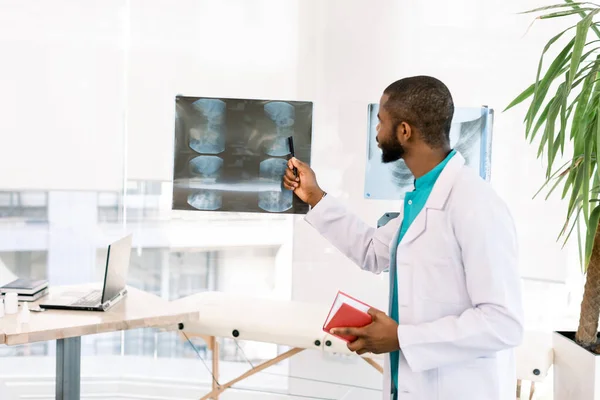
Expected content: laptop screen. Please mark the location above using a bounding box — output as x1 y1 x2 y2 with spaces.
102 235 132 303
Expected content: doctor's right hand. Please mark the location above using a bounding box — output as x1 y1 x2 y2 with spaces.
283 157 325 208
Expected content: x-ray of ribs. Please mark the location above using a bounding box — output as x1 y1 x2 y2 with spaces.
389 159 416 190
453 113 486 167
386 113 486 190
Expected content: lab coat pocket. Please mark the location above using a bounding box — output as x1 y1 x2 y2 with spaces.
438 356 498 399
415 258 462 306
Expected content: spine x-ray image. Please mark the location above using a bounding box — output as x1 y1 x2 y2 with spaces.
363 105 493 200
172 96 313 214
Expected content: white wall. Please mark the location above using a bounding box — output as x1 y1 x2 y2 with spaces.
0 0 573 286
0 0 126 191
125 0 301 182
217 246 278 296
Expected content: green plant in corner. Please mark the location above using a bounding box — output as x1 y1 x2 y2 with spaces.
505 0 600 351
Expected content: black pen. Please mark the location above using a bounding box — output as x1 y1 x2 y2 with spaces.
287 136 298 177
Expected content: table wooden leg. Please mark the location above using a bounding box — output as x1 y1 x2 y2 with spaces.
210 336 219 399
200 347 304 400
516 379 521 399
529 381 535 400
363 357 383 374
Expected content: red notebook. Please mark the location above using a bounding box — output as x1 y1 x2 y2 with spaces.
322 291 373 342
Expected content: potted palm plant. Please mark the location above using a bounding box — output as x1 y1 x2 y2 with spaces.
506 1 600 397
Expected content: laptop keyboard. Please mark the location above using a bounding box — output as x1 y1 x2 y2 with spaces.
71 290 102 307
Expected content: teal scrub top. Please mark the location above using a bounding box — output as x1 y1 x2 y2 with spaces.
390 149 456 392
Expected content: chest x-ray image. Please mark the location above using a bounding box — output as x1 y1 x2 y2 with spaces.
363 104 493 200
172 96 313 214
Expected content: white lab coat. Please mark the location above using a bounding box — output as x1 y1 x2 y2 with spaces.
304 152 524 400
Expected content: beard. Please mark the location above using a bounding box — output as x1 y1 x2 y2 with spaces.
381 135 405 163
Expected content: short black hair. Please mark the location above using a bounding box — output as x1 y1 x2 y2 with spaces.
383 76 454 149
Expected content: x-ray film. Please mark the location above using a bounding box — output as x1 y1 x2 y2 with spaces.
364 105 493 200
173 96 313 214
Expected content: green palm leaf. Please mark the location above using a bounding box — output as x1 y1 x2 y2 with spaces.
507 2 600 272
519 2 597 14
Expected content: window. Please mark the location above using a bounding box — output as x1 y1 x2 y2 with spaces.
0 182 293 366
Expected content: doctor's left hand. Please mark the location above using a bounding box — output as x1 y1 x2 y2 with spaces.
330 308 400 355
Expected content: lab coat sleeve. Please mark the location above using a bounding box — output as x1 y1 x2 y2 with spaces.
303 194 398 274
396 189 524 372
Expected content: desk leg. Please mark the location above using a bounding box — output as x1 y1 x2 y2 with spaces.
56 337 81 400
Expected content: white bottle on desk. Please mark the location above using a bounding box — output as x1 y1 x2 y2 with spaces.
19 302 30 323
4 292 18 314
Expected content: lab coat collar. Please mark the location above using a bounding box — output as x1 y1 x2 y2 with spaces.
425 150 465 210
398 151 465 246
414 149 456 191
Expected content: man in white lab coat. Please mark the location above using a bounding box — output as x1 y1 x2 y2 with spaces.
283 76 524 400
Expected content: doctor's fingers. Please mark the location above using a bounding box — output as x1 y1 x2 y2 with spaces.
347 338 367 353
332 326 365 338
282 175 298 191
284 167 299 182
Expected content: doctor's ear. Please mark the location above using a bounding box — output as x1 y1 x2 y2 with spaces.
396 121 412 142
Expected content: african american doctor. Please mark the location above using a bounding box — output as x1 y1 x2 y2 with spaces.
283 76 524 400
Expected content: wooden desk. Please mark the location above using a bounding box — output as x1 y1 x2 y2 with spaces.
0 285 198 400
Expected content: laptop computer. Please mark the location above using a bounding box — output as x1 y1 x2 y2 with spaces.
40 234 132 312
